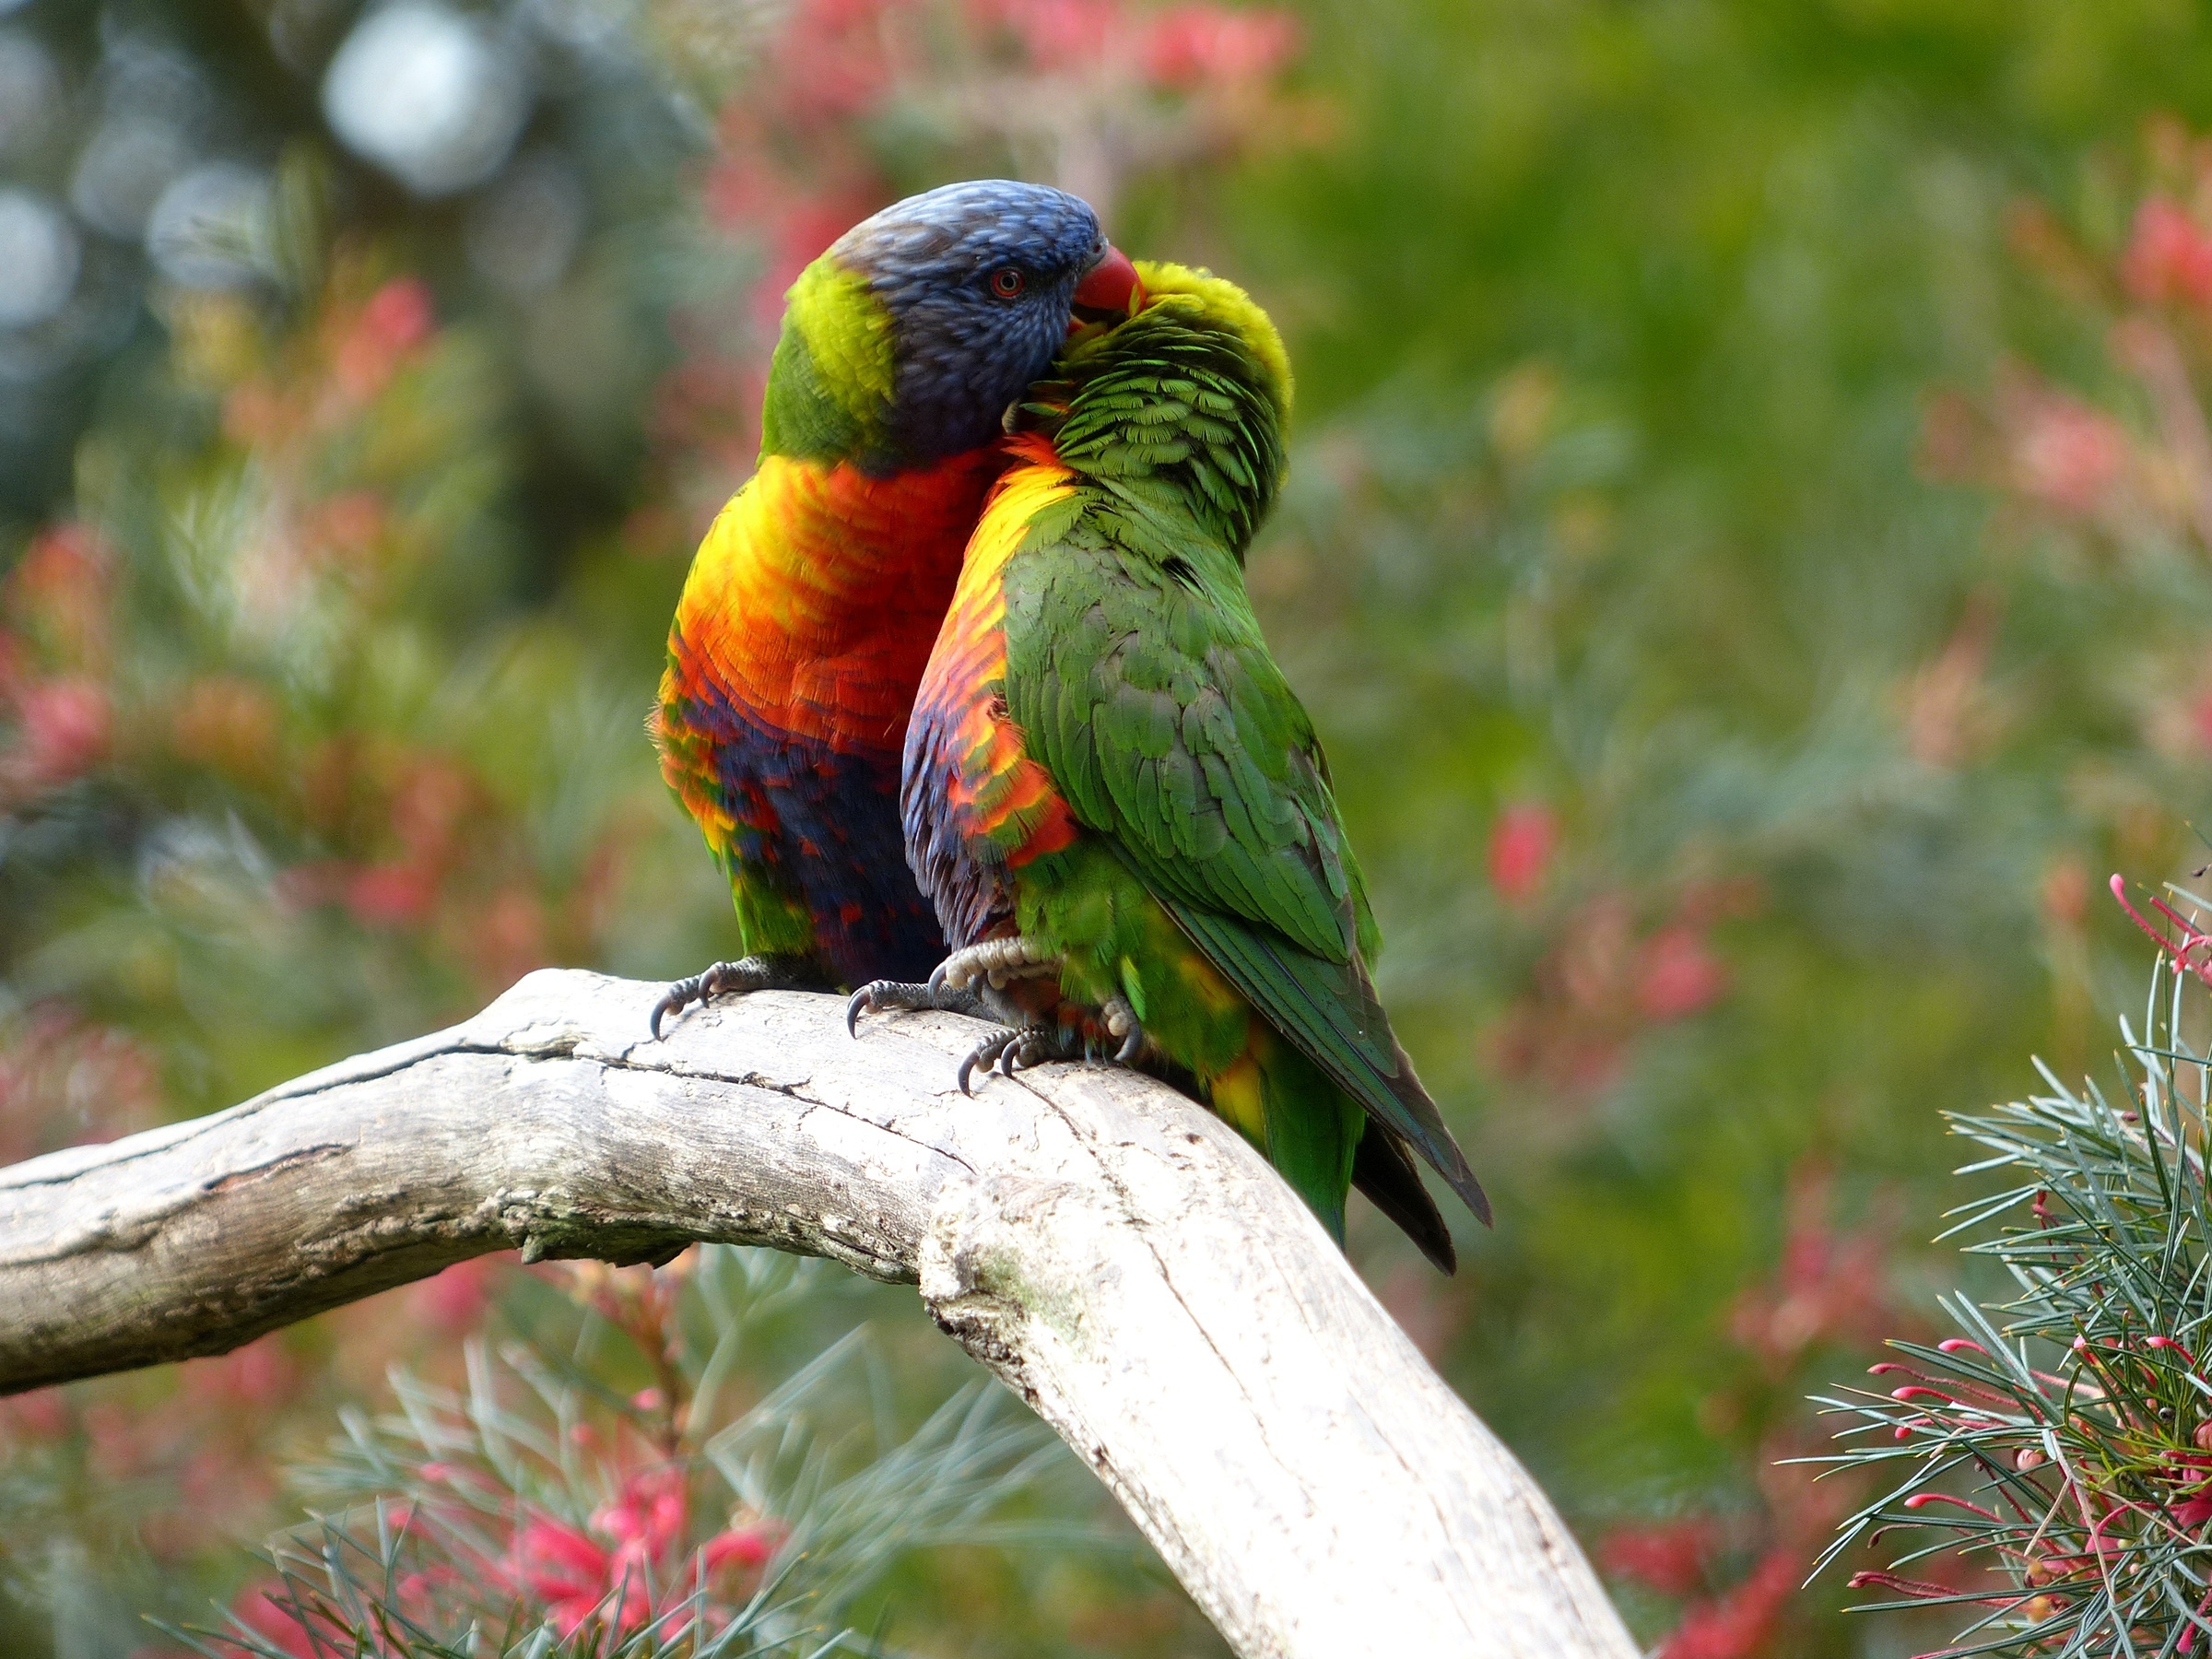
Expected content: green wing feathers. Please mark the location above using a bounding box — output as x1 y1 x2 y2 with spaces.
1008 535 1366 964
993 262 1488 1240
1148 877 1491 1227
1006 522 1489 1229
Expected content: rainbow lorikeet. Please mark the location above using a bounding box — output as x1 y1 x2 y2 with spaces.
854 264 1488 1270
649 181 1142 1036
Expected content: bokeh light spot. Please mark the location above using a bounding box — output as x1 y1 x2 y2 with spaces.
0 29 58 155
146 164 275 290
321 1 530 197
0 191 80 327
465 150 584 296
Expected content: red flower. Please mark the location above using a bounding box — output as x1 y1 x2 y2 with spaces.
346 862 438 927
2124 197 2212 308
509 1513 644 1635
11 677 112 787
5 524 112 670
1658 1547 1802 1659
1636 924 1727 1020
590 1466 689 1560
1601 1519 1716 1597
1486 802 1557 904
360 277 436 353
1728 1165 1897 1369
182 1335 299 1409
2009 391 2128 514
1142 4 1300 88
335 277 437 401
702 1524 777 1573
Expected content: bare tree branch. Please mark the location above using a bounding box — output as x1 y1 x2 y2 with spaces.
0 970 1636 1659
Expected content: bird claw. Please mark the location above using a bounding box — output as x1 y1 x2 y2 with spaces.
1099 994 1145 1065
957 1027 1030 1095
844 978 986 1037
650 955 819 1040
928 935 1062 994
953 996 1147 1093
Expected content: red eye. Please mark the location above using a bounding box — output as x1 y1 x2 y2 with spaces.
989 266 1027 299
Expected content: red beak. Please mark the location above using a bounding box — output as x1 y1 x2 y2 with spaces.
1070 245 1144 331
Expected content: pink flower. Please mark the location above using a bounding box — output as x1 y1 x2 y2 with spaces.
360 277 436 354
1142 4 1300 88
510 1514 643 1635
1486 802 1557 904
0 1389 68 1445
5 524 112 669
229 1585 325 1659
305 489 388 561
346 862 438 927
2124 197 2212 308
591 1467 689 1559
1636 924 1726 1020
409 1255 505 1334
2010 392 2128 514
390 755 477 868
1728 1165 1897 1368
335 277 437 401
1658 1547 1801 1659
971 0 1121 70
182 1335 299 1408
1601 1519 1716 1597
12 677 112 786
702 1524 777 1573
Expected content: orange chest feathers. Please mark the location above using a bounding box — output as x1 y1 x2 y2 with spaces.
667 448 1003 752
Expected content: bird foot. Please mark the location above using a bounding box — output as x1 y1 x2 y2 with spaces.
952 995 1147 1095
927 935 1062 994
650 954 824 1040
843 977 989 1036
1096 994 1145 1065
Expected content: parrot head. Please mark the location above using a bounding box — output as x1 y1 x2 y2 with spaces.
761 179 1141 474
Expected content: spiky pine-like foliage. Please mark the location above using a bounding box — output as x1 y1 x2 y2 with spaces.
1816 884 2212 1656
159 1247 1073 1659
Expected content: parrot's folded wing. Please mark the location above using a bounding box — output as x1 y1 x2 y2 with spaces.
1145 875 1491 1228
1006 456 1489 1228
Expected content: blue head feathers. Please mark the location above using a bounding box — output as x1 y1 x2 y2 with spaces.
831 180 1109 465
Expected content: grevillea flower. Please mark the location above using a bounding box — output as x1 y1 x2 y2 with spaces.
1600 1519 1716 1597
1658 1547 1801 1659
2007 390 2129 514
1141 4 1300 88
335 276 437 402
2124 197 2212 309
1636 924 1727 1020
9 677 112 787
1486 801 1557 903
4 524 112 670
481 1469 782 1638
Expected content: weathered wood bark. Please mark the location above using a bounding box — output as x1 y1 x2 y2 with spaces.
0 970 1636 1659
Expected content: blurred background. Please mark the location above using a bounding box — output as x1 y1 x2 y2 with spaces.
8 0 2212 1653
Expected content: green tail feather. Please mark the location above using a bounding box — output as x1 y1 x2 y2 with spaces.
1249 1037 1364 1244
1352 1125 1458 1274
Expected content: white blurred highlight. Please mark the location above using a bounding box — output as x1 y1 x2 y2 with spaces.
0 191 79 327
322 2 530 196
146 164 275 289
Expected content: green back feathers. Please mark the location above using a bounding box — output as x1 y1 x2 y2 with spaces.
759 256 897 466
1025 262 1291 557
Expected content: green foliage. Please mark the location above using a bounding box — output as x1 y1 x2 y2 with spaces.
1816 930 2212 1656
172 1249 1076 1658
21 0 2212 1653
